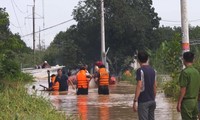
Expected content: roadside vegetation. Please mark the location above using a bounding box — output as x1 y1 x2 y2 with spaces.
120 69 136 84
0 8 71 119
1 0 200 112
149 31 200 100
0 79 68 120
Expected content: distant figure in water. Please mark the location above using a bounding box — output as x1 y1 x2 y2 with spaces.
97 65 110 95
41 61 51 69
35 61 51 69
76 66 92 95
55 69 68 91
49 74 59 91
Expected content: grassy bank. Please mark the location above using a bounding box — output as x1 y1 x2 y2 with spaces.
0 73 70 120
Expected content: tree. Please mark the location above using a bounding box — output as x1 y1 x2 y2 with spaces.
72 0 160 72
0 8 32 78
44 26 80 68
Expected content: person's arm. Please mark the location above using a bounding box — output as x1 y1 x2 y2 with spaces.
177 71 187 112
133 80 142 112
154 80 157 97
177 87 186 112
133 69 142 112
53 76 58 85
68 77 75 90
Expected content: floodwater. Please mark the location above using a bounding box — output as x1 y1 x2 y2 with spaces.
27 68 181 120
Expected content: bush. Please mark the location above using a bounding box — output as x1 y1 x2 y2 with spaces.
1 59 20 77
121 70 137 84
4 72 34 82
0 81 68 120
163 74 180 100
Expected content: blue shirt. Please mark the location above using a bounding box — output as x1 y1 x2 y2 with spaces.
136 65 156 103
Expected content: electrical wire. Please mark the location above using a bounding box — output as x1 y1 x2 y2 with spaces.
10 0 24 35
161 19 200 23
12 0 26 14
22 19 74 37
10 22 21 28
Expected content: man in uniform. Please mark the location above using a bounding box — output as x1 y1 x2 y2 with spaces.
177 52 200 120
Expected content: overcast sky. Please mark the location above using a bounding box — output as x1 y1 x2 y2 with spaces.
1 0 200 48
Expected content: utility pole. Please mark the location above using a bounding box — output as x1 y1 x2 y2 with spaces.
42 0 45 49
39 27 41 51
100 0 107 68
180 0 190 53
33 0 36 64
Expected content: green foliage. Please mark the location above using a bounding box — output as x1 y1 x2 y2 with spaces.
148 33 182 99
189 26 200 39
121 70 136 84
0 81 69 120
162 75 180 100
0 59 20 78
44 29 80 68
0 8 32 79
45 0 160 72
149 34 182 74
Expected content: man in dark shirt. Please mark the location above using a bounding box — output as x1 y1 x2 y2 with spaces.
133 51 157 120
55 69 68 91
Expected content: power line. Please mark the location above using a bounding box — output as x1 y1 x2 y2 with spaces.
11 0 23 35
161 20 180 23
190 19 200 22
10 22 21 28
12 0 26 14
161 19 200 23
22 19 74 37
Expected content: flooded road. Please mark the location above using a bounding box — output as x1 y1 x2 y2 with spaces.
27 68 181 120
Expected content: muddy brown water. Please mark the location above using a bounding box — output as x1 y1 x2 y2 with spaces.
29 79 181 120
26 68 180 120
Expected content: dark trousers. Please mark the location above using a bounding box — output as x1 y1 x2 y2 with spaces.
77 88 88 95
98 86 109 95
138 100 156 120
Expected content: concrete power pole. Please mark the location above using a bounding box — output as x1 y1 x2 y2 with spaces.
33 0 36 64
39 27 41 51
180 0 190 53
100 0 107 68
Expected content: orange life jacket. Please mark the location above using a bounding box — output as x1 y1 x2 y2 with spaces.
77 70 88 88
99 68 109 86
51 76 59 91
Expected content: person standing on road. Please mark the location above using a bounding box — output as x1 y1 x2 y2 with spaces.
133 51 157 120
177 52 200 120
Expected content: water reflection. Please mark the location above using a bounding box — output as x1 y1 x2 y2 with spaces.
77 96 88 120
98 96 110 120
30 80 181 120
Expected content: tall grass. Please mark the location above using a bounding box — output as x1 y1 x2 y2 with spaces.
0 72 78 120
0 81 69 120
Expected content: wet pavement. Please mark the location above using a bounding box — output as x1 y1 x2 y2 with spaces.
26 68 181 120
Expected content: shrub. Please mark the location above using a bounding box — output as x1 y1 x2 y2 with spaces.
121 70 137 84
163 74 180 100
0 81 67 120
